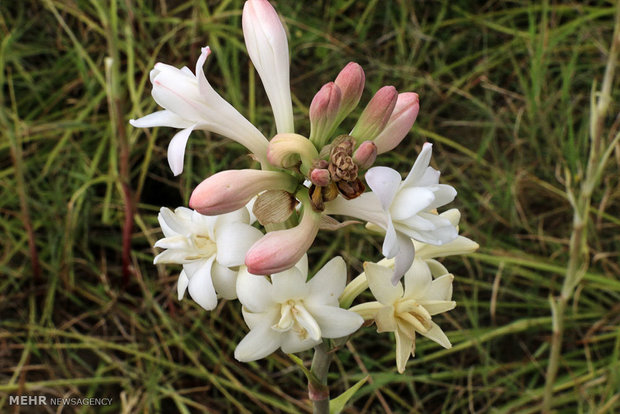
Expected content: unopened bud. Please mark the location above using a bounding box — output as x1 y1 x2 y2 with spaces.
334 62 365 122
189 170 297 215
245 201 321 275
373 92 419 154
309 82 342 147
350 86 398 143
310 168 331 187
353 141 377 169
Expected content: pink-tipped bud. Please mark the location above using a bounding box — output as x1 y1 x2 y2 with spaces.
309 82 342 146
190 170 297 215
267 133 319 175
334 62 365 121
350 85 398 143
373 92 419 154
310 168 331 187
245 205 321 275
353 141 377 169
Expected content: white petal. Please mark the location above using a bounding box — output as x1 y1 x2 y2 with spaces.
420 300 456 316
375 305 398 332
215 207 251 230
236 267 274 312
307 305 363 338
324 193 387 227
154 235 189 250
158 207 191 236
306 257 346 306
167 124 197 176
153 249 192 264
211 262 238 300
427 273 454 301
151 71 206 121
404 259 432 299
234 319 282 362
390 187 435 221
382 218 399 258
426 259 450 278
215 222 263 267
402 143 433 188
364 262 403 304
187 256 218 311
440 208 461 227
419 321 452 349
177 270 189 300
270 267 308 303
280 331 321 354
130 110 194 129
418 166 440 186
391 233 415 285
365 167 402 210
294 254 309 278
428 184 457 210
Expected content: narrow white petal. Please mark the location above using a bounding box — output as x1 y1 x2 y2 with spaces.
402 143 433 188
440 208 461 227
419 321 452 349
215 222 263 267
211 262 238 300
404 259 432 299
236 267 274 312
153 249 192 264
418 166 440 186
382 218 399 259
187 256 218 311
167 124 197 176
364 262 403 304
392 233 415 285
154 235 190 250
365 167 402 210
234 319 282 362
426 259 450 278
308 305 363 338
130 110 194 129
306 257 346 306
177 270 189 300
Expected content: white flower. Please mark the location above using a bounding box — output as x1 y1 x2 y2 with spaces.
154 206 263 310
350 261 455 374
234 256 364 362
325 143 458 283
130 46 270 175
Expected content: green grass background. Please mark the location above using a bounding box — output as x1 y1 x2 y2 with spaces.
1 0 619 412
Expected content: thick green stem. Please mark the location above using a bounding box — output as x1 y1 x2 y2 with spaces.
309 343 332 414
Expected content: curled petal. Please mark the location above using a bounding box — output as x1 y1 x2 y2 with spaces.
129 110 194 129
167 124 197 176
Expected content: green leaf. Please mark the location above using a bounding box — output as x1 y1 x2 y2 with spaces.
329 376 369 414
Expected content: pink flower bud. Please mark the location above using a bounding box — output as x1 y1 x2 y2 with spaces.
334 62 365 121
373 92 419 154
189 170 297 215
309 82 342 146
350 86 398 143
245 204 321 275
353 141 377 169
310 168 331 186
267 133 319 175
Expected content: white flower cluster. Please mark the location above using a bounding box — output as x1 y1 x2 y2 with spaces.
134 0 478 372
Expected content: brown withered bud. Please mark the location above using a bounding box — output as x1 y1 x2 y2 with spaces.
336 178 365 200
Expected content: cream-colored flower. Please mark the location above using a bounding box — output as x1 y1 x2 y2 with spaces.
350 261 456 373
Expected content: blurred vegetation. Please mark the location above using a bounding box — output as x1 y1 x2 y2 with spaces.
1 0 619 412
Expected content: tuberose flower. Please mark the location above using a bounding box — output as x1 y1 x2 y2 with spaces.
350 261 455 373
234 256 363 362
325 143 458 283
130 47 270 175
154 206 263 310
